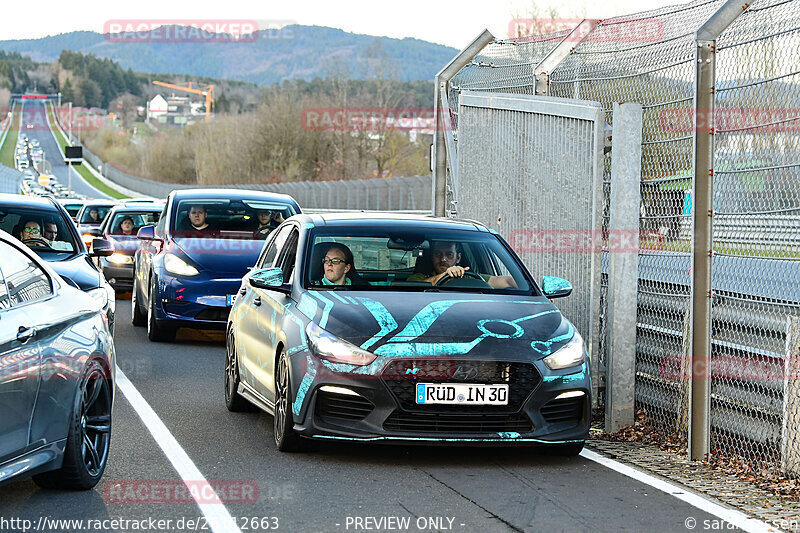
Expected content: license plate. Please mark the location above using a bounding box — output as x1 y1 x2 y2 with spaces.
415 383 508 405
226 294 236 306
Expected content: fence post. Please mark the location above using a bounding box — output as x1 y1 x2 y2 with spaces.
689 0 749 461
433 30 495 216
782 316 800 475
605 102 642 432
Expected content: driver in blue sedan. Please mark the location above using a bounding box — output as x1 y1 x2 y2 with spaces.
407 241 516 288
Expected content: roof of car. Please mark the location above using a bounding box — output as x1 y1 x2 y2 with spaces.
107 203 164 213
171 188 298 204
80 199 119 208
0 193 59 210
295 212 490 232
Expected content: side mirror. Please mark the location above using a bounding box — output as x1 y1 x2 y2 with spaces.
89 228 102 237
249 267 289 292
542 276 572 298
137 225 157 241
90 238 114 257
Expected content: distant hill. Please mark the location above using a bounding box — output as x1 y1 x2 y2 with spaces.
0 25 457 84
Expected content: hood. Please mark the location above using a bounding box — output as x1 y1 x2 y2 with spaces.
46 254 102 291
300 291 574 359
173 238 264 277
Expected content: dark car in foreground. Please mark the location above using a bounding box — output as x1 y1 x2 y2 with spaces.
0 194 116 334
225 213 590 454
133 189 301 342
91 202 164 292
0 229 115 488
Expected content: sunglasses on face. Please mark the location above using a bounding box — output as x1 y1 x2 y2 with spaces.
23 227 40 235
322 257 346 265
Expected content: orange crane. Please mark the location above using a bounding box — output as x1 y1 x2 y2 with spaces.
152 81 215 122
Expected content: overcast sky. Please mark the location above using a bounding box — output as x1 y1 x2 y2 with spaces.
1 0 689 48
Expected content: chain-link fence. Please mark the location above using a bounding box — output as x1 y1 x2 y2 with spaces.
710 0 800 469
440 0 800 473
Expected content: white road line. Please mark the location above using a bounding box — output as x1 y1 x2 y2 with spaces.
115 369 242 533
580 448 779 533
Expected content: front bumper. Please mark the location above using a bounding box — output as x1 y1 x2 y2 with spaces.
290 354 591 445
155 274 243 330
100 259 134 291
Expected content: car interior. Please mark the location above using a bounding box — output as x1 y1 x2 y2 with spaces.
172 200 296 237
306 234 526 291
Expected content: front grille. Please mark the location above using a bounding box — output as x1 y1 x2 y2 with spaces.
383 411 532 433
381 359 541 412
316 391 374 422
195 308 230 322
540 397 584 425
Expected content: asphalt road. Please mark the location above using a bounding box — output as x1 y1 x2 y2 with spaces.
0 296 737 533
19 99 111 200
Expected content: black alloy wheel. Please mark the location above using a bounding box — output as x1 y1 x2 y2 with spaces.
33 359 112 489
225 326 257 412
273 350 303 452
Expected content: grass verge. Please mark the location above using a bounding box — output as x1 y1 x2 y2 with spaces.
0 103 20 168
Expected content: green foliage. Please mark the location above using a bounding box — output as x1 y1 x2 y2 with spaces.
57 50 143 108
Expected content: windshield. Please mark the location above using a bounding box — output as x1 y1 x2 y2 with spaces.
304 228 532 293
107 210 161 235
0 207 78 255
171 198 298 239
80 205 114 224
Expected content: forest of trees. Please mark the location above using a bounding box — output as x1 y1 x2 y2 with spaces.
56 50 142 108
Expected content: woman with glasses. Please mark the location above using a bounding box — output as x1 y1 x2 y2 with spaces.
318 243 369 287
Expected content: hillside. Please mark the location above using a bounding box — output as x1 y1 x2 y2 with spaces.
0 25 457 85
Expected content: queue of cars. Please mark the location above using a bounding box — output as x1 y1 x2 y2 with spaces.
1 184 591 491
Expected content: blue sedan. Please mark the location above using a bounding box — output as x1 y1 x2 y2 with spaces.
132 189 301 342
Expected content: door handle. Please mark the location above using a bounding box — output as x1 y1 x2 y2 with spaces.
239 287 247 295
17 326 36 343
253 297 261 307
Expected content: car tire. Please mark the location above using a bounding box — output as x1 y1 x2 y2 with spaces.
225 326 258 412
32 359 112 490
147 281 175 342
273 350 304 452
131 275 146 327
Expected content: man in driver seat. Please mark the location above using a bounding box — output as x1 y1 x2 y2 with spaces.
407 241 516 289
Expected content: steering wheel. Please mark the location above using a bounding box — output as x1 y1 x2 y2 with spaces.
434 270 489 287
22 237 53 249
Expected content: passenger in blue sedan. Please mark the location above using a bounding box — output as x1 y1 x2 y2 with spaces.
254 209 284 239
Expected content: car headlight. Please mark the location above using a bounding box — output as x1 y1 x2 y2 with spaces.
306 322 376 366
164 253 199 276
82 233 95 245
543 331 587 370
107 252 134 265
